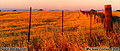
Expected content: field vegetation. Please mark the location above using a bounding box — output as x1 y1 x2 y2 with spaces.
0 11 119 51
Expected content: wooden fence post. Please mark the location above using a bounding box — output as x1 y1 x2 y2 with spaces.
94 11 97 23
85 12 88 17
94 11 97 18
104 5 113 34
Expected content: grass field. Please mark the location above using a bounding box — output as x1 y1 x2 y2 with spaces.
0 11 120 51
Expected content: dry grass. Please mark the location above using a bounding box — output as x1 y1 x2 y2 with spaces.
0 11 119 51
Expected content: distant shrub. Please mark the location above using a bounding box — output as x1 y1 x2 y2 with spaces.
12 10 16 11
90 9 96 12
52 10 54 11
38 9 44 11
116 10 120 11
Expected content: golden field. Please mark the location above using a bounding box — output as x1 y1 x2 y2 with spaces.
0 11 120 51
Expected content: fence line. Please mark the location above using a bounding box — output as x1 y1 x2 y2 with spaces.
25 5 118 50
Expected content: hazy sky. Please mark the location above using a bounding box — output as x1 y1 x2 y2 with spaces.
0 0 119 10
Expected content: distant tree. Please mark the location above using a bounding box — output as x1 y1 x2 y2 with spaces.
52 10 54 11
90 9 96 11
0 10 1 12
12 10 16 11
38 9 44 11
116 10 120 11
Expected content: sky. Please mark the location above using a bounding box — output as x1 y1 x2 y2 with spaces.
0 0 119 10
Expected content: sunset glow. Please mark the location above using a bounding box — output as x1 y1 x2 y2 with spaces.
0 0 119 10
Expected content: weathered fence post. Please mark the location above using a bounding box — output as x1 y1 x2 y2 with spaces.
94 11 97 18
85 12 88 17
104 5 113 34
94 11 97 23
62 10 63 36
90 10 93 17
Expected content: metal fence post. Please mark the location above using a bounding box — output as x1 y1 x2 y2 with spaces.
62 10 63 36
28 7 32 42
